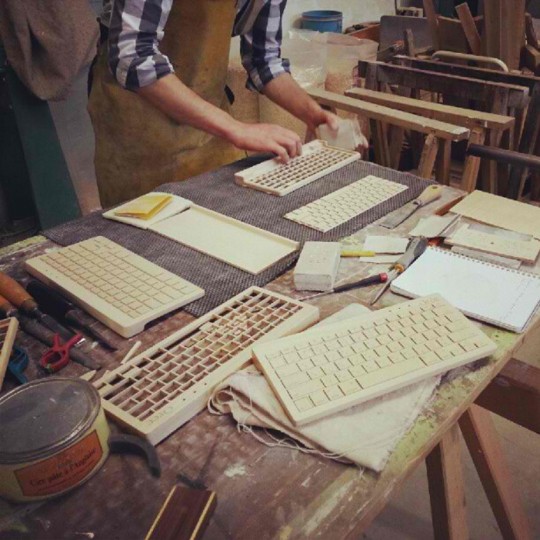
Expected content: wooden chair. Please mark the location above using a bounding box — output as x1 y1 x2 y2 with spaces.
306 88 470 183
345 87 515 192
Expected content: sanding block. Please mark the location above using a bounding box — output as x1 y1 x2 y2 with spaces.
294 242 341 292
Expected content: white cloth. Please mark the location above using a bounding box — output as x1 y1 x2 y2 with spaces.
209 304 440 472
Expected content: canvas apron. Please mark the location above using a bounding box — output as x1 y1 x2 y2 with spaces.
88 0 244 207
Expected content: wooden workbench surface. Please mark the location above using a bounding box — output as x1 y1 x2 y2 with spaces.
0 185 536 540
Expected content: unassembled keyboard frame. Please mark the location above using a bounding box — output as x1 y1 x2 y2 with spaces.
234 140 360 196
0 317 18 391
284 176 409 233
93 287 319 444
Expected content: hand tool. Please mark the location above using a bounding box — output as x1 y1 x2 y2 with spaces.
7 346 29 385
0 272 74 342
18 317 100 370
39 333 83 373
380 185 443 229
301 272 389 301
340 250 376 257
369 237 429 305
26 280 117 350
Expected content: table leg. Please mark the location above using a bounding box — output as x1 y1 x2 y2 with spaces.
418 133 439 179
426 423 469 540
459 405 532 540
436 139 451 185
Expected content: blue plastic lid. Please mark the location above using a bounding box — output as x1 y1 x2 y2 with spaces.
301 10 343 20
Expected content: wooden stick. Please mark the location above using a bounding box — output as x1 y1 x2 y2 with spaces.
426 424 469 540
423 0 439 50
459 405 532 540
525 13 539 50
456 3 482 55
121 340 142 364
418 133 439 179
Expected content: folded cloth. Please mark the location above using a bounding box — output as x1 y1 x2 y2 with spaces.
209 304 440 472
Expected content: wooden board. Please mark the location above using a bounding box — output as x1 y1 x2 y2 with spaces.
451 190 540 240
357 61 530 109
446 224 540 264
93 287 319 444
0 317 18 390
346 88 514 130
345 88 515 129
456 3 482 54
307 88 470 141
150 206 298 275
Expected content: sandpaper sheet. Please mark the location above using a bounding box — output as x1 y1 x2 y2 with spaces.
44 157 432 317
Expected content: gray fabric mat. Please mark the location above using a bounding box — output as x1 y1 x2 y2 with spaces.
44 157 433 317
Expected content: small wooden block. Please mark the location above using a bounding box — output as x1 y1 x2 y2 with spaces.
145 486 217 540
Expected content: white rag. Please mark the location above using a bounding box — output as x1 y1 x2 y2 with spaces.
209 304 440 472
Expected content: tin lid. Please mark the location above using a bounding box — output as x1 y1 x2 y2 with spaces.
0 378 102 464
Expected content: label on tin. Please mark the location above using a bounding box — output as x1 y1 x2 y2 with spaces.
14 431 103 497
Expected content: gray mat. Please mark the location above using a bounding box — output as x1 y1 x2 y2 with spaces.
44 157 432 317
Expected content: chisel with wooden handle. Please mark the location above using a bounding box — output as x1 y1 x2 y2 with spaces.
0 271 74 341
381 185 443 229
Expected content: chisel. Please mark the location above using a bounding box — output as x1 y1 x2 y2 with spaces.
381 185 443 229
301 272 388 301
0 271 74 342
26 280 117 350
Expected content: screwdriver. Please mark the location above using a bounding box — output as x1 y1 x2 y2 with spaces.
0 271 74 342
301 272 388 301
26 280 117 350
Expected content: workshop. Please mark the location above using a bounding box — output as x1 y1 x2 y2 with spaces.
0 1 539 538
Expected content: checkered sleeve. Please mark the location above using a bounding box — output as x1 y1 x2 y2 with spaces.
108 0 175 90
240 0 290 92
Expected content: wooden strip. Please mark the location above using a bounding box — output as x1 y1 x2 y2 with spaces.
459 405 532 540
461 128 486 192
425 424 469 540
456 3 482 54
346 88 514 130
395 56 540 91
418 133 439 179
0 318 19 390
476 357 540 435
403 28 417 58
307 89 470 141
483 0 501 58
522 44 540 74
423 0 439 50
436 139 451 186
525 13 539 49
145 486 217 540
357 61 529 109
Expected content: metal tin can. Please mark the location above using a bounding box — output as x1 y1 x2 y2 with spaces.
0 377 110 502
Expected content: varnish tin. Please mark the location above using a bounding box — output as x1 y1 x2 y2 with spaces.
0 377 110 502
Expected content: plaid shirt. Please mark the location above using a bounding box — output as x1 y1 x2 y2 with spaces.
102 0 290 92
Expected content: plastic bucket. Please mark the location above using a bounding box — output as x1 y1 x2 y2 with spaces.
301 10 343 33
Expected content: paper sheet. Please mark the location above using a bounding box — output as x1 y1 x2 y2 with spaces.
364 235 409 254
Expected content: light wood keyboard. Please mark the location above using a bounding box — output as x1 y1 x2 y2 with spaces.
253 295 497 425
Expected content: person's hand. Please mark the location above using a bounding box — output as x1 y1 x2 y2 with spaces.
227 121 302 162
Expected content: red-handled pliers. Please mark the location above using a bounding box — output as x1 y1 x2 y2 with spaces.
39 333 83 373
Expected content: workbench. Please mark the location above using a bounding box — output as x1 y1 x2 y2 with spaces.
0 184 537 540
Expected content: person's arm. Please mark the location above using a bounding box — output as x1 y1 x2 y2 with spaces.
108 0 301 161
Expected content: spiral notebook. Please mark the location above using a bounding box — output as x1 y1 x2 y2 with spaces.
391 247 540 333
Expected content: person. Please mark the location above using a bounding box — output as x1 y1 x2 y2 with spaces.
88 0 344 207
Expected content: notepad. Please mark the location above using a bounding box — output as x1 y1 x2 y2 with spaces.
391 247 540 333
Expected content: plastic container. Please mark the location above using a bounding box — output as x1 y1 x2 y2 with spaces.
0 378 110 502
301 11 343 33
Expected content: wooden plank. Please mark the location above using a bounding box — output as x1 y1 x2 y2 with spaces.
476 358 540 435
423 0 440 49
456 3 482 55
357 61 529 109
403 28 417 58
461 128 486 192
522 44 540 74
425 424 469 540
525 13 539 50
483 0 501 58
436 139 451 186
437 16 472 53
395 56 540 92
307 88 470 141
418 133 439 179
345 88 515 130
459 405 532 540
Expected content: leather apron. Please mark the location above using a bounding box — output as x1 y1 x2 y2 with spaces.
88 0 244 207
